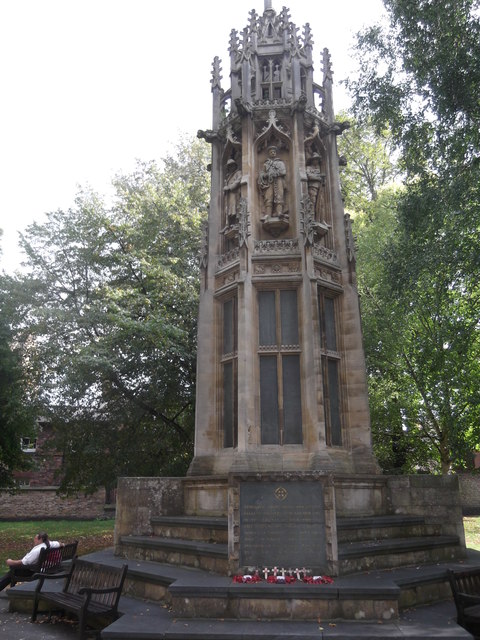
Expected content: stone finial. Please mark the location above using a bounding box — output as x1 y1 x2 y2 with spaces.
211 56 222 91
322 47 333 83
288 24 303 59
239 27 254 62
249 9 258 32
265 0 273 11
303 23 313 48
280 6 291 28
229 29 239 55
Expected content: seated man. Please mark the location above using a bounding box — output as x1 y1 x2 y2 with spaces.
0 531 63 591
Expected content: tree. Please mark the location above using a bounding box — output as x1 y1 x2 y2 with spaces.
346 0 480 176
344 0 480 473
337 113 398 212
8 137 210 493
353 186 480 474
0 268 36 487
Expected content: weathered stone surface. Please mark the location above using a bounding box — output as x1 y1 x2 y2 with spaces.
114 477 184 544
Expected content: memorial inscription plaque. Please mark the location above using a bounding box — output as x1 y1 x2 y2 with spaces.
239 481 327 570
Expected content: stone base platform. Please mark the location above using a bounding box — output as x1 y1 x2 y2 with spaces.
7 548 480 640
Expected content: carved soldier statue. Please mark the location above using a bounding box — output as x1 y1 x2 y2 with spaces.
258 145 287 218
224 158 242 222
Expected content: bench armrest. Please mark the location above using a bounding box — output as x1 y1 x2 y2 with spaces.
457 592 480 608
32 570 70 591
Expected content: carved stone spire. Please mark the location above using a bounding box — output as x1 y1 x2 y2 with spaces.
211 56 222 91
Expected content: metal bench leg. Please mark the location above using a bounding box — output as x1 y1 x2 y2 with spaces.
31 596 39 622
78 611 87 640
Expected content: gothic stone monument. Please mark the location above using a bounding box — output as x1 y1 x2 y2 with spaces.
189 0 379 573
115 1 465 582
191 2 378 478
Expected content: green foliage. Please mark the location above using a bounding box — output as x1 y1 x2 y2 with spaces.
0 282 36 487
356 187 480 474
347 0 480 176
347 0 480 473
7 137 210 493
337 113 399 211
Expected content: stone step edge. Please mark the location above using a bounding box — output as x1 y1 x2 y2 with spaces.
118 557 454 599
168 581 400 600
151 516 227 530
337 515 426 530
339 535 460 559
121 534 460 562
101 610 470 640
119 535 228 558
151 514 425 532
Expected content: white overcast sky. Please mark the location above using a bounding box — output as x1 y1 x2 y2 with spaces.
0 0 386 272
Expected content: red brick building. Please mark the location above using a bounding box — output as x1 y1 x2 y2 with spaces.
14 420 64 487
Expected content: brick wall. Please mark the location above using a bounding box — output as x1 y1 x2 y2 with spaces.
15 421 63 487
0 487 108 520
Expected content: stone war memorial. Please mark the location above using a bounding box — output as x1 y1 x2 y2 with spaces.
113 1 472 633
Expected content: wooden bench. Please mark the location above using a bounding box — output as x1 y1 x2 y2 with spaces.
31 558 128 639
448 566 480 637
9 540 78 587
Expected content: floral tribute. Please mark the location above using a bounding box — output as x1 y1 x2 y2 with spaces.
232 566 333 584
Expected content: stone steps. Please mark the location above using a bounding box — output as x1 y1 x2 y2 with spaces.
336 514 461 574
87 549 458 621
336 515 438 542
119 534 228 574
102 609 472 640
118 514 463 579
7 585 472 640
339 534 461 574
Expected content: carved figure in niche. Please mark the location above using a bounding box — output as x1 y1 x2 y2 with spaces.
258 145 287 218
273 63 281 81
306 152 326 216
224 158 242 222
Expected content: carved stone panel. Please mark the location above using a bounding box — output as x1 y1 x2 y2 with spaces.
253 261 301 277
314 264 342 287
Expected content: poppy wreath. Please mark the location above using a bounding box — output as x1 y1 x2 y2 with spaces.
232 571 333 584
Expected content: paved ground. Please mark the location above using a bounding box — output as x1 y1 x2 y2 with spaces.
0 591 84 639
0 589 473 640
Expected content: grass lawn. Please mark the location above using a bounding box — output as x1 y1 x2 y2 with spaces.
463 516 480 551
0 519 114 568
